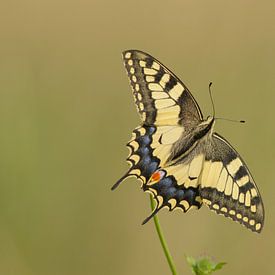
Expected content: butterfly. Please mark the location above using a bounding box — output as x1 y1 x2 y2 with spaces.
112 50 264 233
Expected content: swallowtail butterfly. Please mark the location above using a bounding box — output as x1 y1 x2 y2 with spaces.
112 50 264 233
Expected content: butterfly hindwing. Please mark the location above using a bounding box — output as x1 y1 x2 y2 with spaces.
112 126 159 190
144 147 205 215
123 50 203 127
113 124 185 189
199 133 264 233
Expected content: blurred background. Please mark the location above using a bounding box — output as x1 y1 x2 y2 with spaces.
0 0 274 274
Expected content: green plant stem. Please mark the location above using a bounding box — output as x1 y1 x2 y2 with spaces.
150 195 178 275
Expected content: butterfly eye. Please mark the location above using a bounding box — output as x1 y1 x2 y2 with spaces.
148 170 166 184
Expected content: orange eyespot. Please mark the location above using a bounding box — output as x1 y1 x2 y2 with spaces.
149 170 165 183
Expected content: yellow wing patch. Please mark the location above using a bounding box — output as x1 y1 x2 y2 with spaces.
199 134 264 233
122 50 203 127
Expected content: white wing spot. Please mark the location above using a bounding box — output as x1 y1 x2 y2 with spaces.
224 176 233 196
151 92 169 99
146 76 155 82
160 74 171 88
217 168 227 192
129 154 140 164
213 204 219 210
236 213 242 219
138 127 146 136
251 188 257 197
245 191 251 207
251 205 256 213
124 52 131 59
142 113 146 121
157 196 164 207
168 199 177 209
161 73 170 83
239 193 245 203
232 183 239 200
148 83 163 91
132 75 137 82
130 67 135 74
229 210 236 215
169 83 184 100
128 59 133 66
144 68 158 75
227 158 243 176
203 199 212 205
135 83 140 91
236 175 249 186
128 140 139 150
255 223 261 231
139 60 146 67
201 161 211 187
148 187 157 195
180 200 189 211
129 169 141 176
152 62 160 70
206 161 223 189
137 93 142 101
155 99 175 109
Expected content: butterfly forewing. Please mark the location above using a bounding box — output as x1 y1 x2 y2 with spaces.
199 133 264 232
123 50 203 127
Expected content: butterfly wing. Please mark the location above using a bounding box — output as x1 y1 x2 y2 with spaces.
142 145 206 222
113 125 205 224
122 50 203 127
112 124 185 189
199 133 264 233
113 50 204 190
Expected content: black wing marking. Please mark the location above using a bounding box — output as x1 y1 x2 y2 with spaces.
112 125 203 224
122 50 203 127
112 126 159 190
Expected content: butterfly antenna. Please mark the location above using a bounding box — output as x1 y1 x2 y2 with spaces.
208 82 216 118
216 118 246 124
208 83 245 124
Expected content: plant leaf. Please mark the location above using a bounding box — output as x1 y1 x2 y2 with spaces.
213 262 227 271
186 255 226 275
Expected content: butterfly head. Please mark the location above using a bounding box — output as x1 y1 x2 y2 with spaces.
206 115 215 123
194 116 215 139
202 115 215 128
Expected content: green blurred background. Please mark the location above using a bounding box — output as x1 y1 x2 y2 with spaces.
0 0 274 274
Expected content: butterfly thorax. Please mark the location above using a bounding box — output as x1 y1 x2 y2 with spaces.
167 116 215 165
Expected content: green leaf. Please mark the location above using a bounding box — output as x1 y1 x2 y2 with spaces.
186 255 226 275
212 262 227 271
